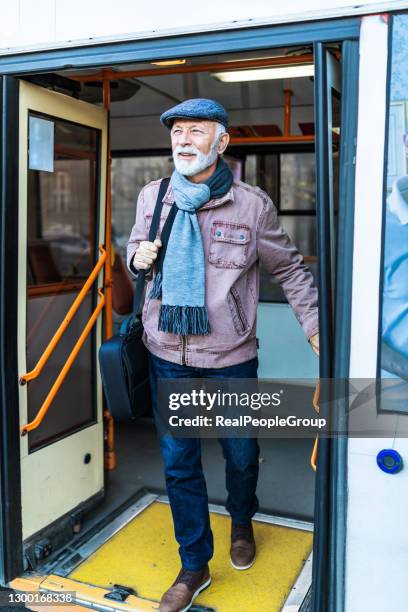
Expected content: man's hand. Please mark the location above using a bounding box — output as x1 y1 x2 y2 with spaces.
133 238 162 270
309 332 320 356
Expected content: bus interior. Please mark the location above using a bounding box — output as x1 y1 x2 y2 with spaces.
10 42 341 611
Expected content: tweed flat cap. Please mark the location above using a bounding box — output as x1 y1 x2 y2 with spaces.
160 98 228 129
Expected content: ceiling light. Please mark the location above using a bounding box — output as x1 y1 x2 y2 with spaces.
212 64 314 82
151 59 186 66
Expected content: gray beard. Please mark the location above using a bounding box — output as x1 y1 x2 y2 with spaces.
173 141 219 176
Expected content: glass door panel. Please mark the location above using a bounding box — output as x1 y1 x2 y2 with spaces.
27 115 100 450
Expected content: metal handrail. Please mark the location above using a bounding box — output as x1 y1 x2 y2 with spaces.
20 245 106 385
21 288 105 436
311 380 320 471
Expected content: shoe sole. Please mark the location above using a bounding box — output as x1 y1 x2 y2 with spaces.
180 576 212 612
230 555 256 571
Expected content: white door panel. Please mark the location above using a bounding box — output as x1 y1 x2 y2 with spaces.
18 80 107 540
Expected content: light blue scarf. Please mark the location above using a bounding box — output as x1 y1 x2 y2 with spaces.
149 158 233 335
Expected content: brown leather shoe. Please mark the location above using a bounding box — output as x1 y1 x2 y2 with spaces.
158 565 211 612
230 522 256 570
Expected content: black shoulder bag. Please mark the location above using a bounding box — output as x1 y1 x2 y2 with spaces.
98 177 170 422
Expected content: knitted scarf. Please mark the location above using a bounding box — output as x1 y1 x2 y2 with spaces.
149 157 233 335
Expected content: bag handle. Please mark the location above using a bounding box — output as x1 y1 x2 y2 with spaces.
131 177 170 318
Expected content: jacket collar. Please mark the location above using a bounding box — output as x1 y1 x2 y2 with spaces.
162 180 235 210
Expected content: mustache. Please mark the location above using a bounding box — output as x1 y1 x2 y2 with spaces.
173 145 200 155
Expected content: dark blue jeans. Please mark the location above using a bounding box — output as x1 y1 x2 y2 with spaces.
148 351 260 570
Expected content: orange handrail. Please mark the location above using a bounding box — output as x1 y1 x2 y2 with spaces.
21 289 105 436
20 246 106 385
311 380 320 471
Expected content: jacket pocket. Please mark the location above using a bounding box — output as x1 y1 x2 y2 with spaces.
208 221 250 268
227 287 250 335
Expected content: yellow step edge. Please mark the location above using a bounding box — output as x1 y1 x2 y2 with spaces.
9 573 159 611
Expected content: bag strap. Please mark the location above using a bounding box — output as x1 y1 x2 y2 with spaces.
132 177 170 317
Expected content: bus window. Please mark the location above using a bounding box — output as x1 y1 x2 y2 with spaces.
111 156 174 264
245 151 318 303
26 114 100 450
379 13 408 411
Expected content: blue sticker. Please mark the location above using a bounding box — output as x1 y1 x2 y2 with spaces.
377 449 403 474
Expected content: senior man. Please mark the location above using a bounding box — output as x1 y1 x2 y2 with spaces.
127 98 319 612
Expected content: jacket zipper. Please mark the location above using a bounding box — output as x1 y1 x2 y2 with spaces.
231 291 246 332
181 335 187 365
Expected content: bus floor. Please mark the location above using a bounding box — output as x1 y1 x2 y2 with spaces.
14 493 313 612
62 422 314 611
12 421 315 612
67 495 313 612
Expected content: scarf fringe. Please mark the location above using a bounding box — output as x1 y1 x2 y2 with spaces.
158 305 211 335
149 271 163 299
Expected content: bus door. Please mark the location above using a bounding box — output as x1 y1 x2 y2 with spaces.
0 76 108 579
312 41 357 612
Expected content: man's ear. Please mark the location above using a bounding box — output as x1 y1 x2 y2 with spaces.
218 131 230 154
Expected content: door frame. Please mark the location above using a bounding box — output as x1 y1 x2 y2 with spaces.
0 17 361 610
312 40 360 612
0 75 24 585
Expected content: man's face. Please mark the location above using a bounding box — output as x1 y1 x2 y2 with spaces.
170 119 228 176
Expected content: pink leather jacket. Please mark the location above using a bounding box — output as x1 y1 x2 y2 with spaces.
126 178 319 367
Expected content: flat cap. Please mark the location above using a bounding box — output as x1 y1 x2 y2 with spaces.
160 98 228 129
